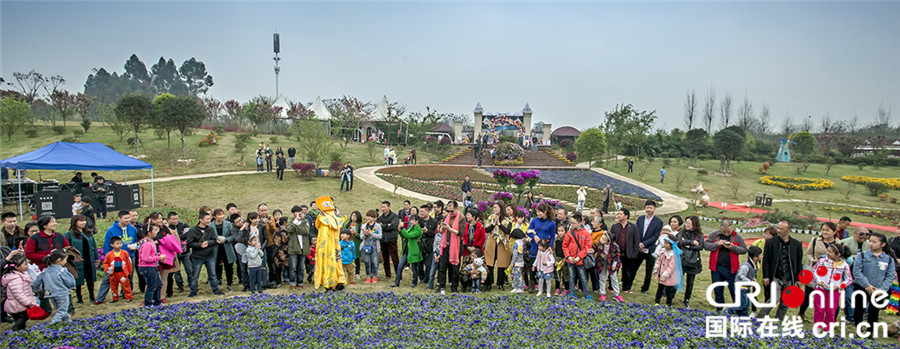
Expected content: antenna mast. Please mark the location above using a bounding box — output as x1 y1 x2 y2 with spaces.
273 31 281 97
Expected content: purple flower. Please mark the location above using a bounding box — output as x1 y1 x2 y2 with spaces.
513 174 525 186
492 192 514 201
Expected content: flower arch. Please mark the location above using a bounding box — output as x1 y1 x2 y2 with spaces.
487 114 527 139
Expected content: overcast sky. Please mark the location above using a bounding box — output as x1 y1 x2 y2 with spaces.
2 1 898 131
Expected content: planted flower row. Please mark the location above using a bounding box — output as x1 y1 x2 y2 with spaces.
5 292 893 348
759 176 835 191
485 168 662 201
841 175 900 190
376 165 494 182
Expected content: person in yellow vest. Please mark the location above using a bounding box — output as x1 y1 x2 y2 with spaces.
313 196 347 291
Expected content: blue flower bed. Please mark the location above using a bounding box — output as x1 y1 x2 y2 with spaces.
3 292 892 348
485 168 661 201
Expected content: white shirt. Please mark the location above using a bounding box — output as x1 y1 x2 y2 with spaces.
576 188 586 201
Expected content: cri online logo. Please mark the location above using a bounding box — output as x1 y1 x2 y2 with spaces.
707 267 881 309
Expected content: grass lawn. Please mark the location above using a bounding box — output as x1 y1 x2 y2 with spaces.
596 157 900 228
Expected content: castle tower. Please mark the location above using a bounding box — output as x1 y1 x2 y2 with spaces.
474 102 484 139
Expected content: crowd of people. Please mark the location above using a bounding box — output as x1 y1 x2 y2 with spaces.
1 194 899 338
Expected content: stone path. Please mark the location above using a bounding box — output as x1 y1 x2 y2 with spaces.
129 170 265 185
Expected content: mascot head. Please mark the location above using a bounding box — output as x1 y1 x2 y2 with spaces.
316 196 335 213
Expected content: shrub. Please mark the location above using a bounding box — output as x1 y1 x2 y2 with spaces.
330 152 342 163
762 209 819 228
154 128 166 140
559 139 574 149
72 129 84 137
60 137 79 143
24 129 38 138
494 142 525 161
282 130 292 139
439 137 451 145
235 133 252 143
866 181 891 196
425 135 438 143
498 135 518 144
291 163 316 176
329 161 343 173
80 118 91 133
214 125 225 134
52 125 66 135
697 169 708 176
566 152 577 162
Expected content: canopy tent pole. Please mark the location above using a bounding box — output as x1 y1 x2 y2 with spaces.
125 170 127 184
150 168 155 208
17 170 23 220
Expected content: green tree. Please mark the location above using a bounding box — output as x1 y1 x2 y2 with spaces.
575 127 607 168
115 93 153 155
123 54 150 84
150 57 188 95
294 119 336 168
178 58 214 95
603 104 657 163
792 131 817 159
49 90 77 126
151 93 177 146
1 97 31 141
713 128 745 172
405 106 443 146
159 95 206 158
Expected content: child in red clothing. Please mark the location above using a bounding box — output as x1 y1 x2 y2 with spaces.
102 237 133 302
305 236 317 283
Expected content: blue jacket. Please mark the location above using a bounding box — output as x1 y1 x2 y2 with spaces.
103 221 139 258
527 217 556 258
852 250 896 292
340 240 356 265
636 215 664 251
31 264 76 297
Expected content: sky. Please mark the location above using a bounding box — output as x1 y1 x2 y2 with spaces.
1 1 898 132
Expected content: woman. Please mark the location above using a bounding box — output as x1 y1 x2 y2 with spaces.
484 202 512 291
525 203 556 292
392 207 419 287
64 215 99 304
752 227 776 303
23 216 70 314
675 216 703 308
342 211 364 282
668 216 683 234
799 222 840 318
851 232 895 337
238 213 262 292
313 196 346 291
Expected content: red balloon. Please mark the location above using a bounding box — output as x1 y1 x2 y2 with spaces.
816 266 828 277
798 270 814 285
783 285 805 308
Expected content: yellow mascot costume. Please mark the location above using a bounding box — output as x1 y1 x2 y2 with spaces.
313 196 346 290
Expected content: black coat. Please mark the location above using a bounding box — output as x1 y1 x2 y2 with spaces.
419 217 438 254
377 211 400 243
185 224 218 260
762 236 803 283
276 157 286 169
676 228 704 274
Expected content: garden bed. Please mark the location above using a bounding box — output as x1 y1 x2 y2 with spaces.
376 165 495 182
484 168 662 201
5 292 892 348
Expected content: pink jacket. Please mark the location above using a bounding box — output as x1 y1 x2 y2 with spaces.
533 249 556 274
2 270 38 314
653 250 678 286
157 234 183 267
137 238 165 268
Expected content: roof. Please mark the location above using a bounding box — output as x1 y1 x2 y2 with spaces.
273 95 289 118
374 95 390 120
551 126 581 137
0 142 152 171
432 122 453 133
309 96 332 120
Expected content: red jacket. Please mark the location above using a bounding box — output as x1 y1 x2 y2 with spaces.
461 221 486 256
24 231 70 270
562 228 592 265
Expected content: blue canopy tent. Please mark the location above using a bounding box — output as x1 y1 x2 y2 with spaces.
0 142 154 219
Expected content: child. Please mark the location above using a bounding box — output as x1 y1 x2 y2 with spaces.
812 244 852 326
652 238 682 306
339 230 356 285
246 236 266 294
595 233 623 302
652 225 675 259
2 253 38 330
533 239 555 298
361 210 382 283
467 257 487 293
427 221 442 290
256 155 264 172
102 236 133 302
137 224 166 307
509 228 527 294
71 194 83 216
31 249 75 324
272 217 290 288
553 225 569 296
726 246 762 316
306 236 317 284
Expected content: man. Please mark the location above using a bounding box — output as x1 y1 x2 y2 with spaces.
80 197 97 234
346 162 354 190
94 210 138 304
275 153 286 181
836 216 852 240
212 209 237 292
410 147 417 165
660 167 666 183
601 185 613 214
258 204 277 288
308 201 319 238
287 144 296 167
555 207 569 231
461 176 473 206
627 159 634 173
340 162 353 192
703 219 748 311
432 200 445 220
611 208 640 294
264 144 274 172
167 212 191 293
71 172 84 183
634 201 664 294
417 204 438 288
476 148 483 168
285 205 311 289
398 201 412 228
1 212 26 249
562 213 594 300
757 220 803 320
90 172 99 182
92 177 109 219
841 227 870 321
377 201 400 278
226 203 240 217
184 212 224 297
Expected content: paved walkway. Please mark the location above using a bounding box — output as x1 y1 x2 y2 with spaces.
354 166 445 203
129 170 265 185
574 163 689 215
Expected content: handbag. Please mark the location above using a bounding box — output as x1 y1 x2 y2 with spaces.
362 245 373 254
27 306 50 320
571 230 596 270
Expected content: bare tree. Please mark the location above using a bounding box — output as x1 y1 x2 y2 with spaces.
757 104 771 135
703 87 716 134
803 115 813 132
10 70 46 103
719 91 733 129
683 89 697 130
781 112 793 137
820 114 834 135
41 75 66 97
737 94 754 130
876 102 892 126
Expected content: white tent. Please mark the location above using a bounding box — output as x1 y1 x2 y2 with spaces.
373 95 390 120
273 95 289 118
309 96 332 120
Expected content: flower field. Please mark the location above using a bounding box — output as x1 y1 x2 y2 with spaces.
841 176 900 190
376 165 494 182
4 292 894 348
378 174 492 202
823 206 900 221
485 168 662 201
759 176 835 191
